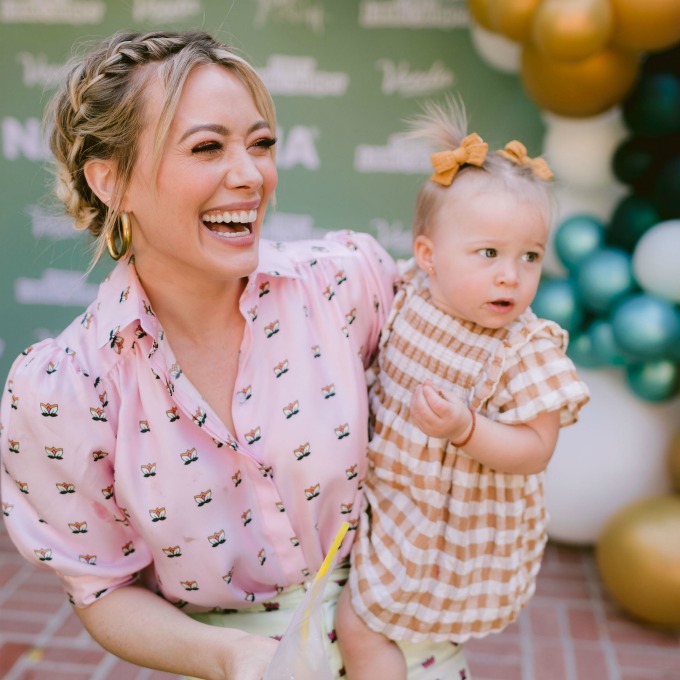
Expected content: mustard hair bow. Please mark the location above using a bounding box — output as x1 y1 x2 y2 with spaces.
430 133 488 187
497 140 554 181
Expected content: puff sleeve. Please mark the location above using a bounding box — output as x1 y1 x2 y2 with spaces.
0 342 153 607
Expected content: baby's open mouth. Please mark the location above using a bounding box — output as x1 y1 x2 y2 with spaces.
201 209 257 238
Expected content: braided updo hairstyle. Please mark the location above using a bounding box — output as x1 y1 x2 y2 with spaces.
46 30 276 264
406 97 553 240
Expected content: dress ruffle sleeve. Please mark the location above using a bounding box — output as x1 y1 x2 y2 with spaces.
483 317 590 427
1 341 153 607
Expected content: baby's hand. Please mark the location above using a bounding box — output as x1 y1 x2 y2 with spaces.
410 381 471 441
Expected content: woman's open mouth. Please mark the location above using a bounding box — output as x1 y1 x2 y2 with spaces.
201 209 257 238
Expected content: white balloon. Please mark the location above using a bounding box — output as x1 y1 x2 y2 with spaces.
469 21 521 74
632 220 680 303
542 107 628 190
545 368 680 545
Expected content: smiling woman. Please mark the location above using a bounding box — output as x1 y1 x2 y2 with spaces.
0 30 401 680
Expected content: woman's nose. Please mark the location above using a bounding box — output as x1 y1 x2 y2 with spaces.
224 149 263 189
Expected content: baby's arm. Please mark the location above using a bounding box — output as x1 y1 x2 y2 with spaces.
336 585 407 680
410 380 560 474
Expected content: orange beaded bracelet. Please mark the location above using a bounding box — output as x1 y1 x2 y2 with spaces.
451 407 476 448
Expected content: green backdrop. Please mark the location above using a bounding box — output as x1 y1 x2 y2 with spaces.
0 0 543 380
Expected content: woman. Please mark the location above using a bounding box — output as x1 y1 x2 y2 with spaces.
0 30 399 679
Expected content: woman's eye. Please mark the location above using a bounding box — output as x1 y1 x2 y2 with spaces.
192 141 222 154
251 136 277 152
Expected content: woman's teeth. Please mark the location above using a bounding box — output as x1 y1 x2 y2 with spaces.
202 209 257 224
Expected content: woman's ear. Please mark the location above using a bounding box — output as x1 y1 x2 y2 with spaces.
413 234 435 273
83 159 117 207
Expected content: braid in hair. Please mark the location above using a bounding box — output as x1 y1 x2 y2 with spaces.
46 31 275 265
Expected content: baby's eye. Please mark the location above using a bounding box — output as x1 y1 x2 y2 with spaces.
524 251 541 263
478 248 497 258
192 141 222 154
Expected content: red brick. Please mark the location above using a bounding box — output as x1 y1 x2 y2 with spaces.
0 642 31 676
533 641 569 680
568 607 601 641
573 642 611 678
528 603 562 638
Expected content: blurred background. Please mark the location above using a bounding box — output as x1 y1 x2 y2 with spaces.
1 0 680 677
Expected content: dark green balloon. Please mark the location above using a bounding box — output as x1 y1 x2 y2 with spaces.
532 278 584 335
611 135 680 195
654 156 680 219
605 194 660 252
554 214 604 273
623 72 680 138
611 294 680 360
576 248 636 314
588 319 628 366
626 359 680 402
567 331 604 368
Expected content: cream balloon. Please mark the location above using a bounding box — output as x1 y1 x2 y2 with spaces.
545 367 680 545
542 108 629 189
470 20 521 74
533 0 613 62
632 220 680 303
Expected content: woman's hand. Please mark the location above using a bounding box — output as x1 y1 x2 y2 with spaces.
222 632 279 680
410 380 472 442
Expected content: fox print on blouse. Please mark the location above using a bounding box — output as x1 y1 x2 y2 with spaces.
0 231 397 610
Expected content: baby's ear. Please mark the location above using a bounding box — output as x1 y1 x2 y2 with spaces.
83 158 117 207
413 234 435 273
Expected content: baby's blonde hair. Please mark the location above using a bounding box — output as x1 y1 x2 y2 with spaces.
407 97 553 240
46 30 277 265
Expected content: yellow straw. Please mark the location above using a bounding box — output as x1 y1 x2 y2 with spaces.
302 521 350 641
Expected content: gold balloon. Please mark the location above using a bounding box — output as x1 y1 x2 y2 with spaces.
468 0 494 30
669 429 680 493
610 0 680 51
596 495 680 627
521 43 640 117
487 0 542 43
533 0 614 61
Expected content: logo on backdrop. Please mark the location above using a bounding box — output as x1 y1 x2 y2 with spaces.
132 0 202 23
28 206 78 240
377 59 454 96
262 213 328 242
276 125 320 170
259 56 349 97
15 269 98 306
254 0 325 34
371 218 412 257
2 118 49 161
355 134 430 173
0 0 105 24
359 0 468 29
17 52 67 88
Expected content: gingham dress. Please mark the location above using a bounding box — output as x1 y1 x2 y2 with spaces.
349 265 590 644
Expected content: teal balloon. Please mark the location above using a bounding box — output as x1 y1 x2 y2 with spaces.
588 319 627 366
576 248 636 314
611 294 680 360
606 194 660 252
626 359 680 402
554 215 604 273
532 278 583 334
654 156 680 219
567 331 603 368
622 73 680 138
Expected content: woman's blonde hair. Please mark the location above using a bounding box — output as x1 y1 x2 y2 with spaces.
46 30 277 265
407 97 553 240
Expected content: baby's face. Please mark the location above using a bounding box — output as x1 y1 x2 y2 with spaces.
424 190 549 329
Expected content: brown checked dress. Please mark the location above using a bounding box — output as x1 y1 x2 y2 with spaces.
349 263 590 644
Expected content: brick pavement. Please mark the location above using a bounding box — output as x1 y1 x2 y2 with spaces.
1 520 678 679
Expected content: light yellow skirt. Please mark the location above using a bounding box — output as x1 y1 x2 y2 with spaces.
186 564 470 679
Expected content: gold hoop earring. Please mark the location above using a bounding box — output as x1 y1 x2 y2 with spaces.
106 212 132 261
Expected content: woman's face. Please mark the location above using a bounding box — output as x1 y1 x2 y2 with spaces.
122 63 278 290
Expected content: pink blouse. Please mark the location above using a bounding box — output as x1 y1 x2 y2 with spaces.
1 231 397 610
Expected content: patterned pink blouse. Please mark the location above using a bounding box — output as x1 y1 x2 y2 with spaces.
0 231 397 611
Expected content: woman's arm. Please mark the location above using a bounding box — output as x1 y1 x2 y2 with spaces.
75 584 278 680
410 381 560 475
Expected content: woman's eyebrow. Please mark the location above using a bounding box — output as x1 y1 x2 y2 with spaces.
179 120 271 144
